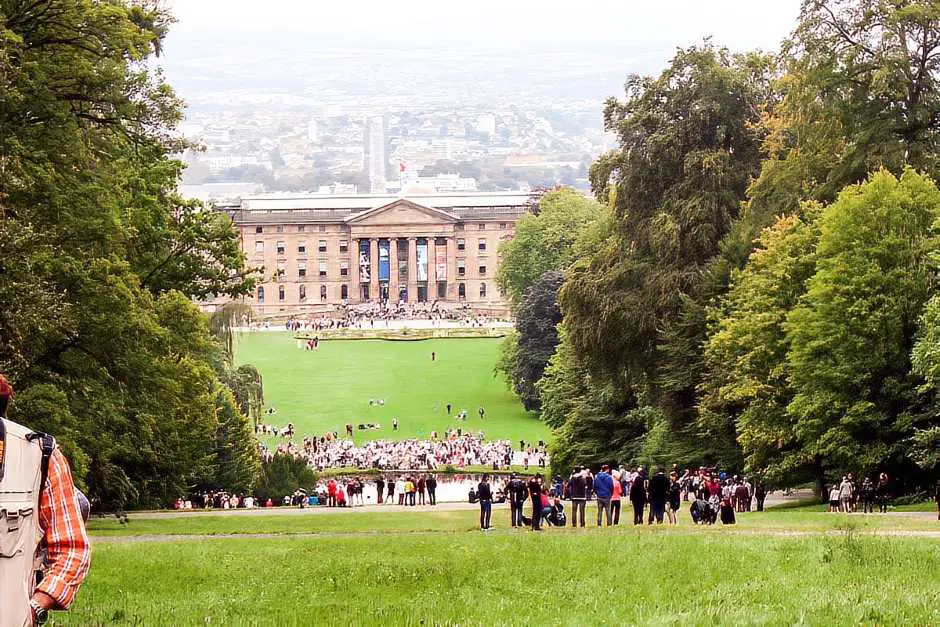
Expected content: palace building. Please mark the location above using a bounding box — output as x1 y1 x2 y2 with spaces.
217 191 534 316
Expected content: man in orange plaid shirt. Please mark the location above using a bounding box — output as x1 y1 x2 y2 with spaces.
0 375 91 626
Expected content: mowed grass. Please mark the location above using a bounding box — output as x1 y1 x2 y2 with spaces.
235 333 549 444
65 530 940 625
85 505 940 537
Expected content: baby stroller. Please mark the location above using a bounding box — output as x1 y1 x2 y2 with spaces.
545 500 567 527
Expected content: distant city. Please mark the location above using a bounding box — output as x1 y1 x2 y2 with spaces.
165 44 628 202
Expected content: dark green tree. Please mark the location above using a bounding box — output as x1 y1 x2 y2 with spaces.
497 271 565 411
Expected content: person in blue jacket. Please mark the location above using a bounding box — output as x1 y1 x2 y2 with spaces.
593 464 614 526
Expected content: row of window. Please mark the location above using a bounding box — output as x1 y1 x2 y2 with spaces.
253 223 508 234
256 240 348 255
255 225 329 234
255 239 490 255
257 283 489 303
274 260 488 279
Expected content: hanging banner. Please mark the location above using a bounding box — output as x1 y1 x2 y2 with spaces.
435 242 447 281
416 239 428 282
378 240 390 282
359 240 371 284
397 239 408 279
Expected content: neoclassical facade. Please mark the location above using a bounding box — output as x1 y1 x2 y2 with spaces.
218 192 533 316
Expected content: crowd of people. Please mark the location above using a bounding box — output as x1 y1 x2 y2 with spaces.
826 472 892 513
468 465 767 530
279 302 502 332
259 431 517 471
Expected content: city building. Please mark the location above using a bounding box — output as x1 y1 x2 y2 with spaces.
218 191 533 316
365 116 387 193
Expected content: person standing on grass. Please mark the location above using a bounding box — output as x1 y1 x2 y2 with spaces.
648 468 669 524
478 407 485 420
876 472 891 513
860 477 875 513
387 477 395 504
392 417 399 432
935 479 940 521
568 467 587 528
417 474 427 505
828 483 841 512
0 374 91 627
630 467 647 525
667 472 681 525
427 474 438 505
431 351 436 361
593 464 613 527
396 476 405 505
755 480 767 512
610 469 623 525
327 478 337 507
528 473 543 531
508 473 526 527
376 476 385 504
478 474 493 530
839 475 854 513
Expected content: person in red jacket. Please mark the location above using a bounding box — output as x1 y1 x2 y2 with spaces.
327 479 337 507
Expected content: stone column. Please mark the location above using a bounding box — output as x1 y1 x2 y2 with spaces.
427 236 436 302
370 237 379 302
353 238 363 303
408 237 418 302
389 238 399 304
447 237 458 301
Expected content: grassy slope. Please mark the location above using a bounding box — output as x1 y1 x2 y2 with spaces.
236 333 549 444
66 531 940 625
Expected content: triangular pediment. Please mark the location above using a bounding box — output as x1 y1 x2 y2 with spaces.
344 199 460 225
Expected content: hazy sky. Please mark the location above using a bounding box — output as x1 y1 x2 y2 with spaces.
166 0 803 54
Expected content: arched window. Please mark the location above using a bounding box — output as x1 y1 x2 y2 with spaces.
278 285 285 301
341 284 348 300
458 283 466 299
479 283 487 298
320 285 327 301
257 286 265 303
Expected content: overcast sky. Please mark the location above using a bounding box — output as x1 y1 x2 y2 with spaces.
166 0 803 54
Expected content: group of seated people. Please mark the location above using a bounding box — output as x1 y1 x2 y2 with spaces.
259 431 516 471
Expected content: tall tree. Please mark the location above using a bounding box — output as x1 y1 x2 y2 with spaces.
700 208 821 483
785 169 940 488
497 270 565 411
566 44 768 385
496 188 601 307
0 1 259 509
748 0 940 224
553 44 769 470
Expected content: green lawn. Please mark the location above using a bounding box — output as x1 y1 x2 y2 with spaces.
236 333 549 444
64 523 940 625
85 506 940 537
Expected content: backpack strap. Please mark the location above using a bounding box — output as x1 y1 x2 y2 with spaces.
26 432 56 491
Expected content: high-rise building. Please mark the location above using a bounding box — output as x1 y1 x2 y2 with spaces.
365 116 386 194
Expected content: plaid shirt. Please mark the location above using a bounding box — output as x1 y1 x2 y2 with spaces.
37 447 91 609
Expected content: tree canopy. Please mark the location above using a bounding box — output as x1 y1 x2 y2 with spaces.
496 188 602 307
0 0 259 509
545 3 940 494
